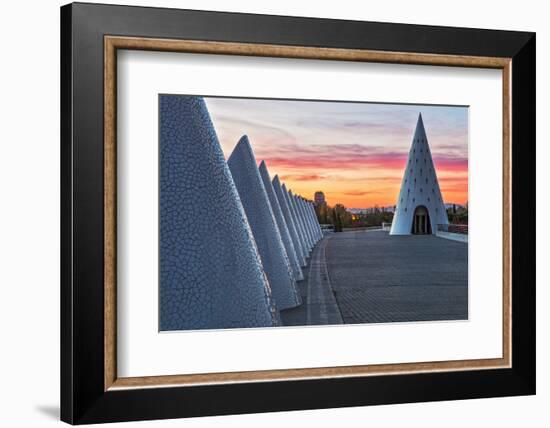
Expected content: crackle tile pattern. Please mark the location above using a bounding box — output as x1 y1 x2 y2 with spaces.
228 137 301 310
159 95 279 331
297 194 315 251
288 188 312 253
283 184 310 256
293 194 312 250
296 195 316 247
298 198 313 244
310 202 323 240
305 198 319 243
259 161 304 282
272 176 307 266
307 201 323 241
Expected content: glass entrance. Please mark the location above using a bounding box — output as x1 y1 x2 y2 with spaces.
411 205 431 234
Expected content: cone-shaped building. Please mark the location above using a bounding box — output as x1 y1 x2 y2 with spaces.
284 185 310 254
298 191 315 248
390 114 449 235
305 199 320 243
228 137 301 310
309 201 323 240
159 96 278 330
273 176 307 266
292 191 314 251
303 198 320 243
305 200 321 241
259 161 304 281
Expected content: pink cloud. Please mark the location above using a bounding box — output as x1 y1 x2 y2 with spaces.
279 173 325 181
432 155 468 172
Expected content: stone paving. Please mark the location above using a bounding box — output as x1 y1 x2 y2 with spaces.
327 230 468 324
281 229 468 325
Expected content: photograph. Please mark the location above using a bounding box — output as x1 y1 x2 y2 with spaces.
159 95 469 331
55 2 536 424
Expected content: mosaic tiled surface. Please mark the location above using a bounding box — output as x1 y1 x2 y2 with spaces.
272 176 307 266
296 195 316 247
259 161 304 281
307 201 323 241
159 96 279 330
228 136 301 310
290 190 312 252
309 202 323 240
283 184 310 255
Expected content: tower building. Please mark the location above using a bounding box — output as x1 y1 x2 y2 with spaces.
390 114 449 235
314 191 326 206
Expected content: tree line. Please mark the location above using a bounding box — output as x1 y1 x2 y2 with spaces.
315 203 394 231
315 202 468 232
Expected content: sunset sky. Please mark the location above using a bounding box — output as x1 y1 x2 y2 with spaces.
205 97 468 208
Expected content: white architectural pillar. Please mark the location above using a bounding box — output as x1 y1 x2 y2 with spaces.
228 136 301 310
297 195 315 246
159 96 278 330
259 161 304 281
293 192 314 251
284 185 310 254
310 202 323 240
390 113 449 235
272 175 307 266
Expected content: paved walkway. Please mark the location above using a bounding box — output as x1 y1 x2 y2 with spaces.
327 230 468 324
280 235 343 326
305 237 344 325
281 229 468 326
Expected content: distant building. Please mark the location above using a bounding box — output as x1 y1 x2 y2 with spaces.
390 114 449 235
314 191 326 206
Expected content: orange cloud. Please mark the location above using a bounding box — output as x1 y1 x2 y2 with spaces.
279 174 325 181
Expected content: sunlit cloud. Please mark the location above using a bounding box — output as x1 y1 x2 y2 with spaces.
280 174 326 181
205 97 468 207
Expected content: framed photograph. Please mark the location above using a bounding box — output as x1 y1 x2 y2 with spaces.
60 2 535 424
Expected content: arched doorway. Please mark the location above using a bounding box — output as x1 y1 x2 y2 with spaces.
411 205 432 235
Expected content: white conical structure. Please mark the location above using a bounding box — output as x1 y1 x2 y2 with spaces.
307 200 321 242
259 161 304 281
309 202 323 240
295 193 315 250
306 201 322 240
292 192 313 250
295 197 310 245
302 199 321 243
284 185 310 254
390 114 449 235
159 96 278 330
228 136 301 310
272 176 307 266
297 196 316 246
288 189 313 252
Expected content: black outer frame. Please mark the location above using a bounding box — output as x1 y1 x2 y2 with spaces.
60 2 535 424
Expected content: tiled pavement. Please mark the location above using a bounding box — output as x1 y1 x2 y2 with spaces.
327 230 468 324
280 237 343 326
281 229 468 326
